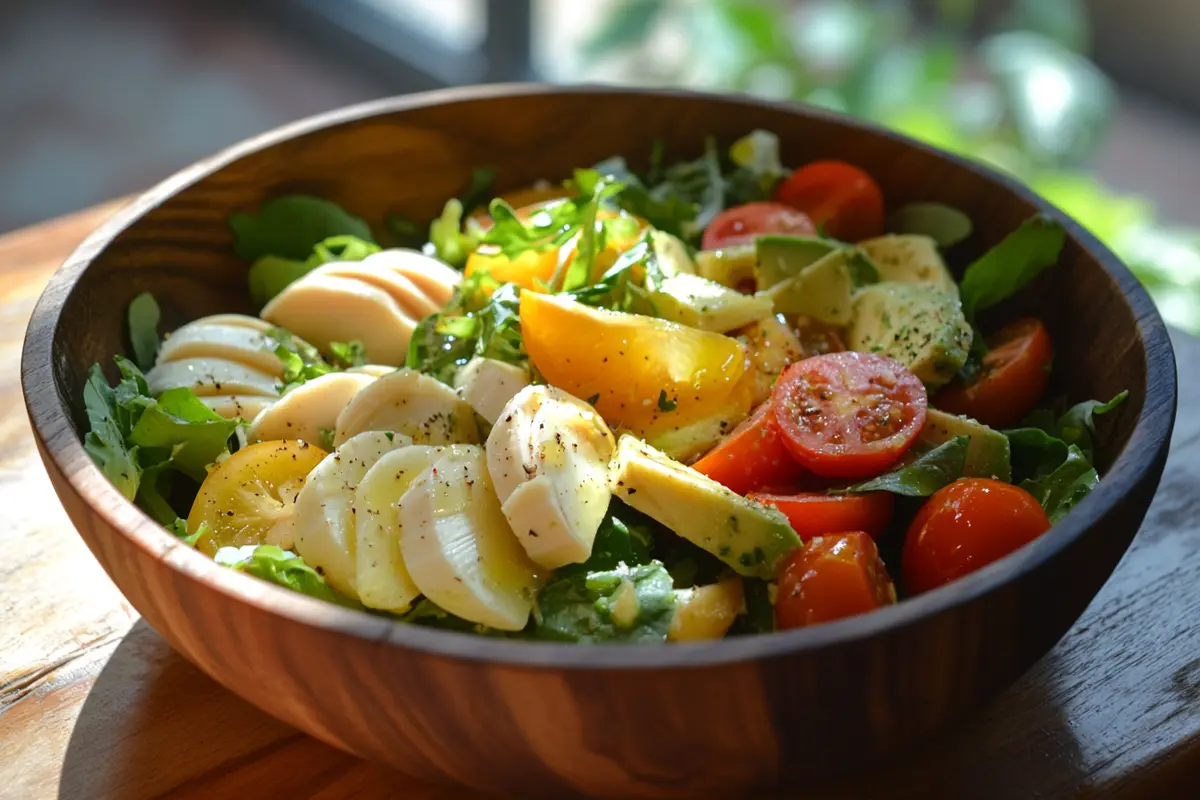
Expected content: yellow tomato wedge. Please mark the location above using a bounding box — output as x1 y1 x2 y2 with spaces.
520 292 749 435
465 202 645 293
188 439 327 556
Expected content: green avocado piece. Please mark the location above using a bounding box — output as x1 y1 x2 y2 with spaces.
613 435 801 579
753 235 839 289
759 247 878 326
694 244 757 289
651 231 697 276
859 234 958 296
848 282 973 389
920 408 1012 482
651 273 774 333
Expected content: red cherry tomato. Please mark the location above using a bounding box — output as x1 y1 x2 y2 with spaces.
775 532 896 629
773 161 885 242
748 491 894 540
701 202 816 250
772 352 927 479
693 400 805 495
903 478 1052 595
934 318 1054 428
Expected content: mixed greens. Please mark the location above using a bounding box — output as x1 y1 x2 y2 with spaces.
80 130 1127 642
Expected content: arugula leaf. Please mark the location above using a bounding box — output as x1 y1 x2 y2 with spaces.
1020 445 1098 523
329 340 368 369
248 234 381 307
837 437 969 496
83 363 141 500
231 196 374 261
265 326 337 393
556 503 655 579
128 388 239 482
406 283 524 385
559 170 624 292
127 292 161 371
533 561 678 643
215 545 364 609
887 203 973 248
959 214 1066 320
565 232 657 313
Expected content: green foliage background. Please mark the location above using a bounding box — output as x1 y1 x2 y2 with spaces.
579 0 1200 332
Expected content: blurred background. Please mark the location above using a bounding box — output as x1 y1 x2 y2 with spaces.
3 0 1199 331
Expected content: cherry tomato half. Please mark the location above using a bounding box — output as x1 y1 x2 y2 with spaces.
775 532 896 629
693 400 805 495
701 202 816 250
935 318 1053 428
903 478 1051 595
748 491 894 540
772 352 927 479
773 161 885 242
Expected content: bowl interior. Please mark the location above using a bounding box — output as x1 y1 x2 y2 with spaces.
35 87 1168 668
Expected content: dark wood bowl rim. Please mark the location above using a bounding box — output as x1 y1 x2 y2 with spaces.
21 83 1177 670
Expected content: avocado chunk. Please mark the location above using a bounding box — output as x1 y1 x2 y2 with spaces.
859 235 958 296
694 244 756 289
848 282 973 389
613 434 801 579
921 408 1012 482
652 273 774 333
759 247 877 326
754 235 838 289
652 231 697 276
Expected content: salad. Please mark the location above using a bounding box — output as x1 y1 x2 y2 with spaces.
82 131 1126 642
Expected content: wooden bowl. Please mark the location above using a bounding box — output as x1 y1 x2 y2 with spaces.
21 86 1177 797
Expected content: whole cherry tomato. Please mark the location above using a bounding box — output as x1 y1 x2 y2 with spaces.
775 532 896 629
903 478 1052 594
935 318 1053 428
773 161 885 242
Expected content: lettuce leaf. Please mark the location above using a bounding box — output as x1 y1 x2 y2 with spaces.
83 354 236 517
247 234 381 307
555 501 655 579
405 282 524 385
533 561 677 644
837 437 969 496
128 388 239 482
215 545 363 608
1004 393 1126 521
126 292 161 371
959 214 1066 320
231 196 374 261
1019 445 1098 523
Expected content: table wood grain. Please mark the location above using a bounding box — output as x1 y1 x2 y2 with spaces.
1 203 1198 799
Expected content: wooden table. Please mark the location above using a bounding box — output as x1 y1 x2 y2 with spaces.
1 203 1198 799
